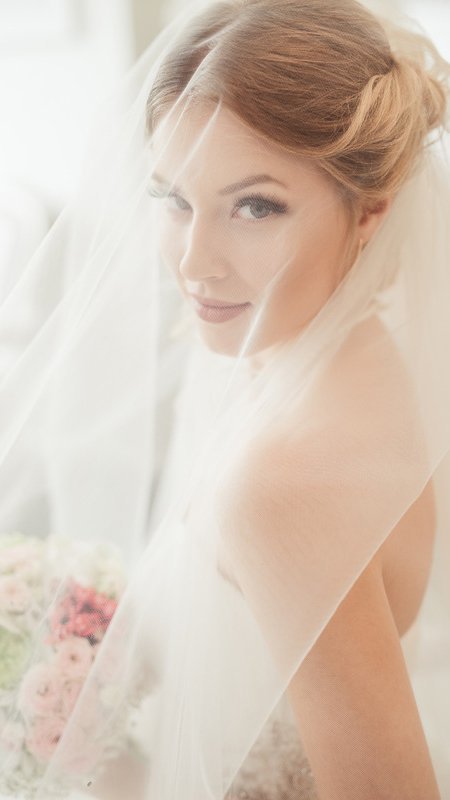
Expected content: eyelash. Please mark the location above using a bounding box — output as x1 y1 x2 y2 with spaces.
147 188 288 221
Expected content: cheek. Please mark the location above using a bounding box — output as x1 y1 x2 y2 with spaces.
245 210 336 299
156 213 289 292
259 230 314 302
155 206 348 308
230 221 304 292
236 243 283 295
283 205 349 283
271 218 351 329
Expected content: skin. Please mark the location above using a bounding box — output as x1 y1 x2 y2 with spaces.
149 100 392 361
216 321 439 799
151 100 440 798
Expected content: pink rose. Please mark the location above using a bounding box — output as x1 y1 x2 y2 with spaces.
96 598 118 623
53 637 95 679
0 576 32 614
25 715 66 763
56 688 109 775
48 580 117 646
18 662 63 719
61 680 84 717
47 618 76 644
72 612 104 639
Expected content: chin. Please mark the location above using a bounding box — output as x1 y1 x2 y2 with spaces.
197 324 274 359
199 331 245 358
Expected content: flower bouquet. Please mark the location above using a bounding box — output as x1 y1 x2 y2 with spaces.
0 533 154 799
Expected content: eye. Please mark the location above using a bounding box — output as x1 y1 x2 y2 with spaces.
147 187 288 221
234 194 288 221
147 187 191 212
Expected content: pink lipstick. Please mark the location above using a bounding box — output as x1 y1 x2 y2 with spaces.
189 295 252 324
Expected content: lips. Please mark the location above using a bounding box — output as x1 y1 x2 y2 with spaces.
189 294 252 324
189 293 249 308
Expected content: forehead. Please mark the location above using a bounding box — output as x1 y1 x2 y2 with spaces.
149 100 320 189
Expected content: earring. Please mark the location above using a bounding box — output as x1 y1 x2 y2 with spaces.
354 237 365 267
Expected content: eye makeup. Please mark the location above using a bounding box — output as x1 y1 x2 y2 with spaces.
234 193 288 219
147 186 289 220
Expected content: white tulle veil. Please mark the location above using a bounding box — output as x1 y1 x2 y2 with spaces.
1 1 450 798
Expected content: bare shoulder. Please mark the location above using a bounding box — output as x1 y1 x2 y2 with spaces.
220 314 421 521
301 313 417 426
217 321 441 794
216 314 435 638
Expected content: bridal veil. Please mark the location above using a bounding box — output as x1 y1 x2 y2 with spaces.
0 0 450 797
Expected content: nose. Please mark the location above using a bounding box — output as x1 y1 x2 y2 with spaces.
178 214 229 282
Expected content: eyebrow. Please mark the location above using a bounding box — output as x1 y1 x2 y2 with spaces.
149 172 287 195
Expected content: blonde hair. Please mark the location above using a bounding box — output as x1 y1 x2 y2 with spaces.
147 0 450 221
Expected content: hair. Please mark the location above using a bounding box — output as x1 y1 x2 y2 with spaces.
146 0 450 225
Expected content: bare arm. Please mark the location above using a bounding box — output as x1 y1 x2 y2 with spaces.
287 556 440 800
218 319 440 798
218 429 441 800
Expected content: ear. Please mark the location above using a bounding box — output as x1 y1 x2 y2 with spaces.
357 197 393 244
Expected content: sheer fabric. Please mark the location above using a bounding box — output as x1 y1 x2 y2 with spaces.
0 2 449 798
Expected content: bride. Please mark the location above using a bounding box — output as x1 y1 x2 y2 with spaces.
1 1 450 798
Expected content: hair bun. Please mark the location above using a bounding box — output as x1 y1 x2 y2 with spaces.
418 64 449 133
148 0 450 214
380 16 450 137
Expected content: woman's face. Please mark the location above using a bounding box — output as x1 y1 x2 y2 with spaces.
149 101 355 358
